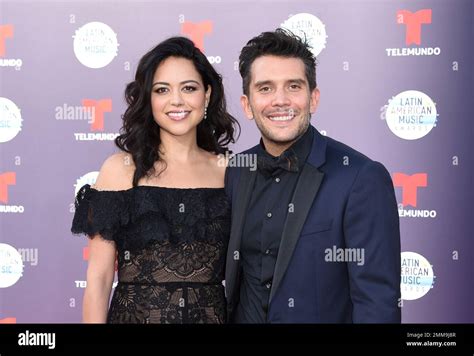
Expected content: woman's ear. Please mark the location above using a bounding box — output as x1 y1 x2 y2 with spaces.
206 85 212 106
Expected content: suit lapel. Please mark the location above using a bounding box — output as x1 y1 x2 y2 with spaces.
269 128 327 304
225 166 257 304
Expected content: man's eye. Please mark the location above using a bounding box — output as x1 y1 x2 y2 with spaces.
259 87 270 92
289 84 301 90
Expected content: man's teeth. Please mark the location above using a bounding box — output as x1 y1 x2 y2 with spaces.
269 114 294 121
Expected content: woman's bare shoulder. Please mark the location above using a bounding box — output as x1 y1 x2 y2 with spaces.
205 151 227 183
93 152 135 191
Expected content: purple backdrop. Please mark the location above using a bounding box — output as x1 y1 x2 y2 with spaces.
0 0 472 323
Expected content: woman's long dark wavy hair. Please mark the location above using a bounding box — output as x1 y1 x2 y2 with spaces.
115 36 240 187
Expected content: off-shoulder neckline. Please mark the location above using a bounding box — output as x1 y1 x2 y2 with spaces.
84 184 225 193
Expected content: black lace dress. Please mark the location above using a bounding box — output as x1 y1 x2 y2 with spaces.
71 184 230 324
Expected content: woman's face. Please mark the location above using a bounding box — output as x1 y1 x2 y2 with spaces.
151 56 211 138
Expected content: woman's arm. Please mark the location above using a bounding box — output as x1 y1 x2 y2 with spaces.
82 152 133 323
82 236 116 323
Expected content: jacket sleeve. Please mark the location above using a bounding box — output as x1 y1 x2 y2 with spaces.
343 160 401 323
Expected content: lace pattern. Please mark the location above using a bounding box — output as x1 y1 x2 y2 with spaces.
71 184 230 324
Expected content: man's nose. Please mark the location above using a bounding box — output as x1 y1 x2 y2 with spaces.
271 88 291 107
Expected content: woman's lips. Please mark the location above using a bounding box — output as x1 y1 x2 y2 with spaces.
167 110 190 121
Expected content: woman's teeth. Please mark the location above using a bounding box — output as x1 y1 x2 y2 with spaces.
168 111 189 120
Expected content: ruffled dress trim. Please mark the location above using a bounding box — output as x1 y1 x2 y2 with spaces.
71 184 231 251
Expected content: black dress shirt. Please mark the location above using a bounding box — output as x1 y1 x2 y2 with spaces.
235 126 314 323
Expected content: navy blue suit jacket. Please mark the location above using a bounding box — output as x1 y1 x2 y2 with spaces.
224 126 401 323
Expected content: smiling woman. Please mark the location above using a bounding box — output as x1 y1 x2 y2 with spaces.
71 37 239 324
117 37 239 187
151 56 211 134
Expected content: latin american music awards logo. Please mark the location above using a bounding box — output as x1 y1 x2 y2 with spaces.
385 90 438 140
0 243 24 288
0 97 22 143
73 22 119 68
281 13 328 57
401 251 435 300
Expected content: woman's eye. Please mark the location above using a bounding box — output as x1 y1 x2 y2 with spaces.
154 87 168 94
183 86 197 92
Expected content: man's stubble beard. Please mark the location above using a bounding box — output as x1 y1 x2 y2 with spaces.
254 110 311 148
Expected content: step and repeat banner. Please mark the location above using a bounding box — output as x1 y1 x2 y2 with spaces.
0 0 472 323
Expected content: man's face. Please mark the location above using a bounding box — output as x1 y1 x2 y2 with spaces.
241 55 320 147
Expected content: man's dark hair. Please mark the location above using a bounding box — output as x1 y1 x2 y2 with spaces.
239 28 317 96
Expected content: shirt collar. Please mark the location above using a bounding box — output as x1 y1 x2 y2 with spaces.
258 125 313 169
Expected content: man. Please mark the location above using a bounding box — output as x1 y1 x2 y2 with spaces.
224 29 401 323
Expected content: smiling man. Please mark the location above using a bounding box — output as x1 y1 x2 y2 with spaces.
224 29 401 323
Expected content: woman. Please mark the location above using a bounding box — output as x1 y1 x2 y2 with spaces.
71 37 239 323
